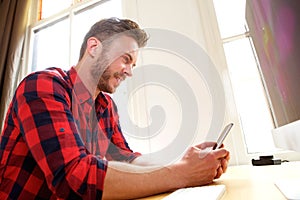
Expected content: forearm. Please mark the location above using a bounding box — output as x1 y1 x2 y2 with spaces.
102 145 230 199
102 161 182 199
130 154 163 166
130 153 179 167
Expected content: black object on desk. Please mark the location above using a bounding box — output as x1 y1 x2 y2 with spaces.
252 155 282 166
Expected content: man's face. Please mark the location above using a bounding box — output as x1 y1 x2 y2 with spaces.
97 36 139 93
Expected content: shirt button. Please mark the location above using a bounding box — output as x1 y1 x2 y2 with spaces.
59 128 65 132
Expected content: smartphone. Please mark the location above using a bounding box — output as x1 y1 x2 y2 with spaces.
213 123 234 150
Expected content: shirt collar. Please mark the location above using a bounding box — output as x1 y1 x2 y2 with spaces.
96 92 109 111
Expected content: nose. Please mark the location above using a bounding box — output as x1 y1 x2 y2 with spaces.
124 64 133 77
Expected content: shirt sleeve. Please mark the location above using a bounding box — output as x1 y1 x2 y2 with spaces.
14 70 107 199
104 95 141 162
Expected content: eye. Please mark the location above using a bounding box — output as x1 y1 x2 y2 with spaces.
123 55 130 64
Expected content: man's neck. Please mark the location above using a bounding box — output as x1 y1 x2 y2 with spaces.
74 60 100 100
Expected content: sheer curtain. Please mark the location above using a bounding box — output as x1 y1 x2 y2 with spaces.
0 0 32 131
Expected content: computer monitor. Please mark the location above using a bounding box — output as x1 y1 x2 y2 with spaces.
245 0 300 152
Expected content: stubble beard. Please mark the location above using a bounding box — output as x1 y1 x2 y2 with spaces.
91 51 127 94
90 52 111 93
97 69 126 94
97 69 113 93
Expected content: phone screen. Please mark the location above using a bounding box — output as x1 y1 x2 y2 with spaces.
213 123 234 150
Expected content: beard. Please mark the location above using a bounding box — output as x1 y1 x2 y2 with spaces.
89 50 111 92
91 49 126 94
91 52 109 81
97 69 126 93
97 69 113 93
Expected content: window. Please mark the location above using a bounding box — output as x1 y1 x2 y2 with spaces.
28 0 122 72
39 0 74 20
213 0 275 153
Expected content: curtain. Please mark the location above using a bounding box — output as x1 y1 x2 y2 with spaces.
0 0 32 131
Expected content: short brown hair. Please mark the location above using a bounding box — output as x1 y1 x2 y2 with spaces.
79 17 148 60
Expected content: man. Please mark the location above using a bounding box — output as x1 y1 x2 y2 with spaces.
0 17 230 199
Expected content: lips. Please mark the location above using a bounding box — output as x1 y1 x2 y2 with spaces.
116 77 121 85
114 76 125 87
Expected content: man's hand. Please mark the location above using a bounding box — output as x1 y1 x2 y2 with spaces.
170 142 230 188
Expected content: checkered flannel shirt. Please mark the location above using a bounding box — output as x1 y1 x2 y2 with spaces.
0 67 140 199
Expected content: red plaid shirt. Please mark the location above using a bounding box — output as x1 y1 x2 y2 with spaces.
0 67 140 199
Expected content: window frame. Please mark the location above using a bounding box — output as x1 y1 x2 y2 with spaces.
25 0 120 74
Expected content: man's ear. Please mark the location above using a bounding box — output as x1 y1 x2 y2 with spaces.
87 37 102 58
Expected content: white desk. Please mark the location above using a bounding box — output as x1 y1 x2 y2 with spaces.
140 161 300 200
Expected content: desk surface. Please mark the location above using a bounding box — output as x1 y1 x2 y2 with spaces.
139 161 300 200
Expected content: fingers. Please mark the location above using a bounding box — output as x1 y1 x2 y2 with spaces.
220 156 229 173
180 146 230 186
192 145 229 161
214 165 223 179
216 147 229 159
214 157 229 179
195 142 229 150
207 148 229 179
195 142 216 150
191 144 230 171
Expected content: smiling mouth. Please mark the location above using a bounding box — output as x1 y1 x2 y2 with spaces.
114 75 125 87
116 77 121 84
